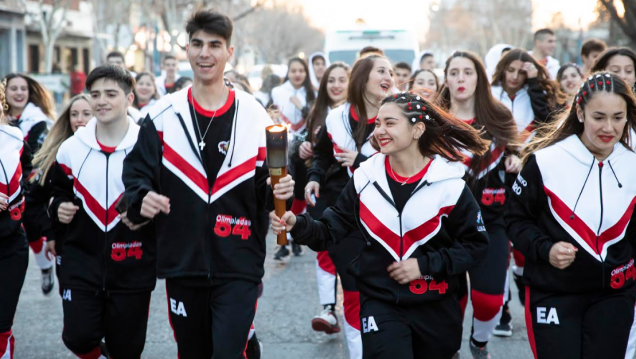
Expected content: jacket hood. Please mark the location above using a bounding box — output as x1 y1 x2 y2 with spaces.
308 52 330 89
485 44 513 82
21 102 52 125
553 134 630 167
75 116 140 151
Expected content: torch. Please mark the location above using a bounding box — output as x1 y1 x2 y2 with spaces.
266 124 289 245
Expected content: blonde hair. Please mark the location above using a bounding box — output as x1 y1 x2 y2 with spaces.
32 94 90 185
0 78 7 125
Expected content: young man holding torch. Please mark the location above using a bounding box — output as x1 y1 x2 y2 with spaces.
121 10 294 359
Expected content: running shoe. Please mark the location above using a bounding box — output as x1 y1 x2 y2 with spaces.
311 308 341 334
469 341 491 359
245 332 263 359
493 303 513 337
292 242 304 256
273 245 290 261
42 268 54 295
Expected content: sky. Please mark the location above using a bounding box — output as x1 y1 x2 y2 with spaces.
295 0 601 41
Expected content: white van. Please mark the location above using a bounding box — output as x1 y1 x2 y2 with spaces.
324 28 419 66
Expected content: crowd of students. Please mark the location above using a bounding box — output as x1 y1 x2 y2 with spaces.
1 10 636 359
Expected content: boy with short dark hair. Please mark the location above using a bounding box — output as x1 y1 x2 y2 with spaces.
50 65 155 359
156 55 181 95
530 28 560 79
394 62 412 91
580 38 607 75
122 10 294 359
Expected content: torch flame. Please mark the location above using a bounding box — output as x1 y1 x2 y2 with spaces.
268 125 287 133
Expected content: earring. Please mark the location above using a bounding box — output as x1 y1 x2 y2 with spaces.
578 118 583 123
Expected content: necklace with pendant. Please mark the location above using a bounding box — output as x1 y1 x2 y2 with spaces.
191 84 227 151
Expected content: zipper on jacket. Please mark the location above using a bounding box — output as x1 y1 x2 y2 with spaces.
102 152 111 291
596 162 605 289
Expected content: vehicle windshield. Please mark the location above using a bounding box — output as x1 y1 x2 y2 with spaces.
328 50 415 66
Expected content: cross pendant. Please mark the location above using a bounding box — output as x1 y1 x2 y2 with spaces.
198 140 206 151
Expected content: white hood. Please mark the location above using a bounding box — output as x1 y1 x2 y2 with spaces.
485 44 513 82
308 52 330 89
75 116 139 152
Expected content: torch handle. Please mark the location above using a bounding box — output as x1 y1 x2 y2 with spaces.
270 167 289 245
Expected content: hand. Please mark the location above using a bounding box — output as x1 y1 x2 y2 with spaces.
270 210 297 234
299 141 314 160
58 202 79 224
522 62 538 79
140 192 170 219
267 174 295 201
119 211 149 231
290 96 303 110
305 181 320 206
336 147 358 167
549 242 578 269
387 259 422 285
505 155 522 174
45 240 57 261
0 193 8 211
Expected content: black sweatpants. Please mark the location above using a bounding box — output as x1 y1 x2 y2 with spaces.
359 293 463 359
61 289 151 359
165 278 258 359
525 286 636 359
0 227 28 333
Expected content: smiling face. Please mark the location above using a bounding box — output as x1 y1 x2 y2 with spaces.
6 77 29 115
163 58 178 77
412 71 438 98
503 60 527 94
69 98 92 132
536 34 556 57
365 58 394 104
186 30 234 85
446 57 477 102
374 102 424 156
605 55 635 87
288 61 307 89
89 78 134 125
135 75 155 103
577 92 628 158
326 67 348 104
560 67 582 95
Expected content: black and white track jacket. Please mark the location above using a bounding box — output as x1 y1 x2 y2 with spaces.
122 88 273 283
0 125 31 239
291 154 489 304
50 117 156 293
506 134 636 293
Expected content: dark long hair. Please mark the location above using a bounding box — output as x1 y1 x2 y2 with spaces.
372 92 489 160
306 62 350 143
284 57 316 105
491 49 566 108
591 47 636 87
3 73 55 119
522 72 636 163
437 51 519 177
348 54 388 150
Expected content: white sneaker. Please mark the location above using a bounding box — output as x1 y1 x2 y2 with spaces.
311 308 341 334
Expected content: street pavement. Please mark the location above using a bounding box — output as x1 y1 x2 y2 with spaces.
14 233 534 358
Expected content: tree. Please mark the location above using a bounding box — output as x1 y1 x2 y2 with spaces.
20 0 72 73
242 1 324 64
598 0 636 47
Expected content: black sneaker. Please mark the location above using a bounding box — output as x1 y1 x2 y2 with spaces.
274 245 290 261
245 333 262 359
41 268 54 296
513 272 526 305
292 243 304 256
493 303 513 337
